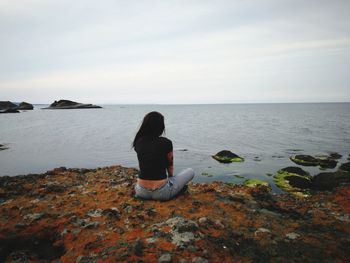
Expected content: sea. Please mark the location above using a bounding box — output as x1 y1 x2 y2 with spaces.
1 103 349 192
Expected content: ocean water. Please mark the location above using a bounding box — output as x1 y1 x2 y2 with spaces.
1 103 349 192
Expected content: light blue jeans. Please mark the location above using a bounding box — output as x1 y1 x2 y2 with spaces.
135 168 195 201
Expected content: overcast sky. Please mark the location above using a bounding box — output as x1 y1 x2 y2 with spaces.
0 0 349 104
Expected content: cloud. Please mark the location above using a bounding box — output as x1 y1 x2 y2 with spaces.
0 0 350 103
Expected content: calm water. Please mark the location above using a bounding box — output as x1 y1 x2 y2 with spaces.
1 103 349 192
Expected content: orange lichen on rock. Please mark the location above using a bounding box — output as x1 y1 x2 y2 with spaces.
0 165 350 262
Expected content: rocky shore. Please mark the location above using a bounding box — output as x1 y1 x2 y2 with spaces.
0 165 349 262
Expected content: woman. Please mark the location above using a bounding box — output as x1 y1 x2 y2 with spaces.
133 111 195 201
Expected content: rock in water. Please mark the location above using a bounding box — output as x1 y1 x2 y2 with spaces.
273 167 311 197
290 155 319 166
317 158 337 169
17 102 34 110
339 162 350 172
43 99 102 109
212 150 244 163
0 101 17 110
329 152 342 160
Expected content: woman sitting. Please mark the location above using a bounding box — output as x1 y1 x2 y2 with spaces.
133 111 195 201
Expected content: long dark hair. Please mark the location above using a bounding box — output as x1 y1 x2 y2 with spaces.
133 111 165 148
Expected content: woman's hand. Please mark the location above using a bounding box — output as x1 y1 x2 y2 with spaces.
167 151 174 177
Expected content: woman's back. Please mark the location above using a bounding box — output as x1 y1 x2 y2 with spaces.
135 136 172 180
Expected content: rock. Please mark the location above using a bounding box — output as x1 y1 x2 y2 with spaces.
254 228 271 236
17 102 34 110
286 232 300 240
192 257 208 263
290 155 319 166
329 152 342 160
76 255 98 263
172 231 195 247
274 168 311 197
243 179 271 189
214 220 225 229
280 167 310 176
0 101 17 110
317 158 337 169
43 99 102 109
212 150 244 163
23 213 45 222
132 238 143 256
87 209 103 217
339 162 350 172
83 222 100 229
158 253 172 263
285 176 312 189
165 217 199 233
198 217 208 225
311 171 350 191
102 208 121 219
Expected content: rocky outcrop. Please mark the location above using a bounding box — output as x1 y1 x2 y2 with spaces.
0 101 33 113
0 165 349 262
0 101 17 110
44 100 102 109
212 150 244 163
17 102 34 110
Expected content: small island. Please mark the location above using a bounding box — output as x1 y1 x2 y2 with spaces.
0 101 33 113
43 100 102 109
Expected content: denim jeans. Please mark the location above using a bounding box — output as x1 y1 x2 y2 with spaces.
135 168 195 201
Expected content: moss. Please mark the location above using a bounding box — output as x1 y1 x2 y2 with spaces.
290 156 318 166
212 155 244 163
243 179 271 190
273 170 311 198
233 174 245 179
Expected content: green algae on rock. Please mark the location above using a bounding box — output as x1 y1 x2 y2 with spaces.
212 150 244 163
273 167 311 197
290 155 319 166
243 179 271 190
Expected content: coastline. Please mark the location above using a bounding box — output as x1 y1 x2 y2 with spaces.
0 165 349 262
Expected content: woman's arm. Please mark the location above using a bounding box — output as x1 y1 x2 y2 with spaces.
167 151 174 177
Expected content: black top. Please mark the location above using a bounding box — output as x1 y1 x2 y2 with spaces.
134 136 173 180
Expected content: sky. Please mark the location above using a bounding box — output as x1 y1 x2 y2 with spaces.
0 0 349 104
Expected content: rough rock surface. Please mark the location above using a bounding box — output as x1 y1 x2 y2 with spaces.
0 165 349 262
44 100 102 109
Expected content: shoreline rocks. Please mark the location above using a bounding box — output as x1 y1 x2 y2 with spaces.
43 100 102 109
0 165 349 262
